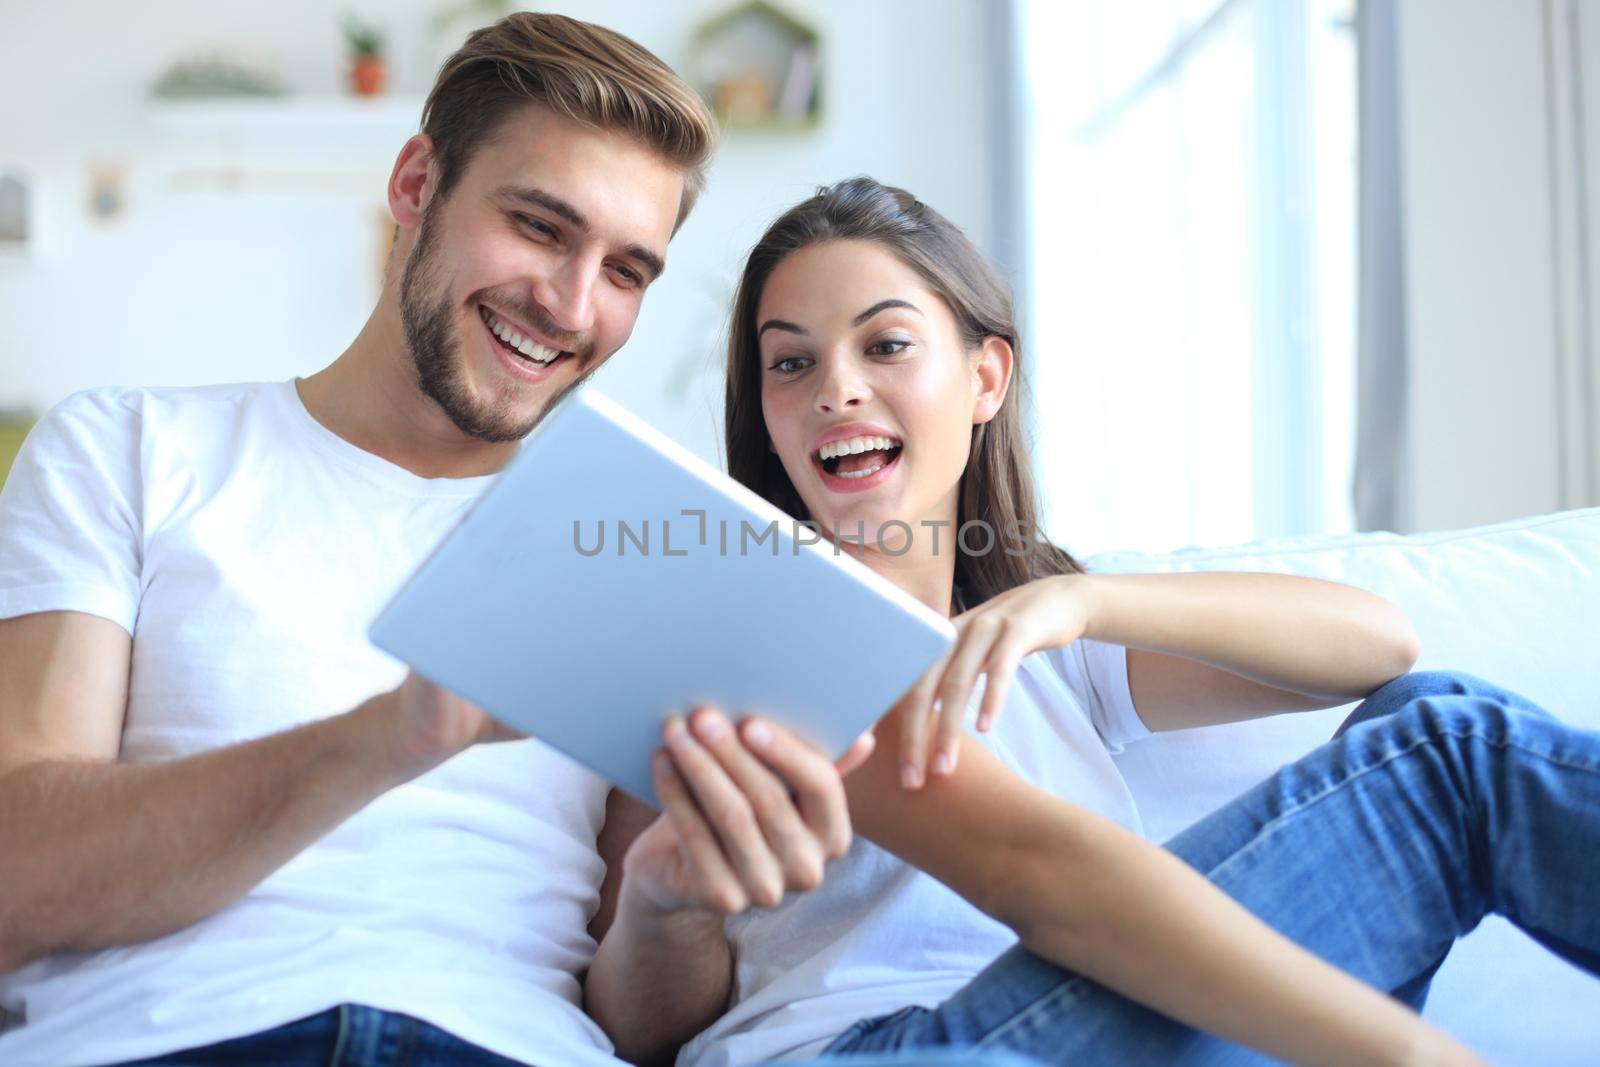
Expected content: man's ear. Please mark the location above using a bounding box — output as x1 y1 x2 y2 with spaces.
387 134 439 230
971 335 1014 425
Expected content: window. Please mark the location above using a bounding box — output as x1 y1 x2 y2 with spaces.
1015 0 1356 555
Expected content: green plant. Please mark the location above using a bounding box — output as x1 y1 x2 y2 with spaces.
342 15 385 58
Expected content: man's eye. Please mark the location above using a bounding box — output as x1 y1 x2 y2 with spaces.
611 263 643 287
516 214 556 239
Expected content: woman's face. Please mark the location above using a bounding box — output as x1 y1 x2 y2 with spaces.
756 239 1010 548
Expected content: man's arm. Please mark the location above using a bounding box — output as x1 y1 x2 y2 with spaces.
586 789 731 1067
585 711 865 1066
0 610 497 973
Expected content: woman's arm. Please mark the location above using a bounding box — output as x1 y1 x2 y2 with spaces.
902 572 1421 779
1082 572 1420 731
852 709 1479 1067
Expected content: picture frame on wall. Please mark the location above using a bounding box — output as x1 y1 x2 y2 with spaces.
0 169 33 259
688 0 822 132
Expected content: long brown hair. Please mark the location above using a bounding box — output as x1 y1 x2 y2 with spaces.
725 177 1083 606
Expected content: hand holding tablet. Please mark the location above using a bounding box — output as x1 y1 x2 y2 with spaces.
370 386 954 805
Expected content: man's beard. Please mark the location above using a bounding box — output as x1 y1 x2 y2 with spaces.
398 204 594 443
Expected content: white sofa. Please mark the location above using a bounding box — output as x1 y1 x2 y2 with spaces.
1088 507 1600 1067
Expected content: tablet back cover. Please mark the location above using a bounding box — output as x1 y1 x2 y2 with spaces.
370 387 954 804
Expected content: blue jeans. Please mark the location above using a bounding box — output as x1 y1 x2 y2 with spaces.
114 1006 525 1066
819 671 1600 1064
112 1003 1040 1066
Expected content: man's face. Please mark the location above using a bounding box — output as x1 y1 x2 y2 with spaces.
398 104 685 441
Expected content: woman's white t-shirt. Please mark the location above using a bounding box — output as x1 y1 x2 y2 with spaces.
677 638 1151 1067
0 381 622 1067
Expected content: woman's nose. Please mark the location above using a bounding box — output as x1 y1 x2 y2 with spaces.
815 362 869 413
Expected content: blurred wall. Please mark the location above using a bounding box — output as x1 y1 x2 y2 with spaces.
0 0 996 465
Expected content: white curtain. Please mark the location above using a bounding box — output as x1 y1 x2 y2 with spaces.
1351 0 1409 532
1013 0 1357 556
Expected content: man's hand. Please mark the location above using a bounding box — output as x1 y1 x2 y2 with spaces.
379 671 523 778
621 708 872 916
584 712 871 1062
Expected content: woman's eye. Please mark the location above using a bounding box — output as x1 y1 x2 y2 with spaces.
867 339 912 356
770 356 810 374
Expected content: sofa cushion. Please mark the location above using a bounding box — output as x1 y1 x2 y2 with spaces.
1085 506 1600 1062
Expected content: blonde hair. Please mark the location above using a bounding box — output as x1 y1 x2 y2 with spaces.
422 12 717 230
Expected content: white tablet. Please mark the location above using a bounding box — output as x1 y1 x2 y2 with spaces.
369 386 955 805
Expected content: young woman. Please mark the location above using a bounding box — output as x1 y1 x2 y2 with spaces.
587 178 1600 1067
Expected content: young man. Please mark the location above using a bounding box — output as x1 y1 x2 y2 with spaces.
0 15 865 1067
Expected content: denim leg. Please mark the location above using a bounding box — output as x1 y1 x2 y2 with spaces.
826 685 1600 1064
114 1009 342 1066
1333 670 1527 737
1329 670 1532 1005
799 1050 1045 1067
114 1004 534 1066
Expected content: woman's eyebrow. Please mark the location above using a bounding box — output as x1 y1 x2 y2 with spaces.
758 299 922 339
758 319 807 338
852 299 922 325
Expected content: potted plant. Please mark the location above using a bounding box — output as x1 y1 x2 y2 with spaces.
342 15 387 96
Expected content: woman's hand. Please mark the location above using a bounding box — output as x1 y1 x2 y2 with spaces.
896 575 1096 788
622 708 874 916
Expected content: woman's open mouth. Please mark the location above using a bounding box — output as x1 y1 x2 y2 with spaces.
813 434 904 493
480 305 573 378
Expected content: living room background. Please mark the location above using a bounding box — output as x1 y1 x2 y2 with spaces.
1 0 1595 555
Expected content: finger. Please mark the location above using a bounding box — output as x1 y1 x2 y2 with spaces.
896 658 947 790
834 730 876 778
930 618 1003 776
478 718 524 743
738 715 854 861
691 709 827 897
666 713 787 907
976 641 1025 733
652 751 747 914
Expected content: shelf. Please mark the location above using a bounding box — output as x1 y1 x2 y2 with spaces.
145 95 425 158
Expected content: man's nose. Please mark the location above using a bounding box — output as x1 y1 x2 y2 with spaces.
537 257 599 337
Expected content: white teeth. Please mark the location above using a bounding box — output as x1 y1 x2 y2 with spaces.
836 463 885 480
817 435 902 461
484 308 561 364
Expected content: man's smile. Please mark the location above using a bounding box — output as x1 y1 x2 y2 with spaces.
479 305 575 377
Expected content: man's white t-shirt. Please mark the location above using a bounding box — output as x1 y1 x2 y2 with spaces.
676 638 1151 1067
0 380 623 1067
